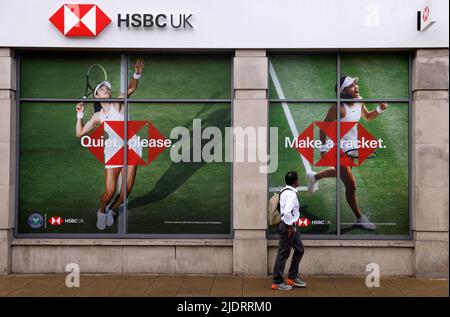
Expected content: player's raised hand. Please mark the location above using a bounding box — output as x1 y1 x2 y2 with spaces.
134 58 145 74
379 102 389 111
76 102 84 112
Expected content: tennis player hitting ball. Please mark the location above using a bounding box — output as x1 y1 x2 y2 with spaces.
75 59 145 231
306 76 388 231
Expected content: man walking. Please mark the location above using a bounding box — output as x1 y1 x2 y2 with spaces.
272 171 307 290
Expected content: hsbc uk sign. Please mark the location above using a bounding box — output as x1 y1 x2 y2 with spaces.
49 4 111 36
49 4 193 37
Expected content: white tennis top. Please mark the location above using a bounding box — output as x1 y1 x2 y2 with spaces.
341 102 362 147
279 185 300 225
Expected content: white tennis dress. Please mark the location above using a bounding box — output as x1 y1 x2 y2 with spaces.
100 105 142 169
340 102 362 151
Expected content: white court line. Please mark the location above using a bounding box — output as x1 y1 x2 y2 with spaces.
268 61 314 192
120 53 126 93
116 54 126 195
117 54 127 234
269 60 313 174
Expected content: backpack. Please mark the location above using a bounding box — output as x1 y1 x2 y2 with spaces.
268 188 293 226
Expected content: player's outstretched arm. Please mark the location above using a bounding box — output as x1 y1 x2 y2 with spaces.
75 103 100 138
127 58 145 97
362 102 388 121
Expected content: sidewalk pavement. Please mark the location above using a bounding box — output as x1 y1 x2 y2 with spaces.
0 274 448 297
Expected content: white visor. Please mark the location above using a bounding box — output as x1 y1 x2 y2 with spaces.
340 76 358 93
94 80 112 96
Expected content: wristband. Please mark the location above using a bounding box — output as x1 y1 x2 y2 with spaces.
133 72 141 80
77 111 84 119
319 145 327 153
376 105 384 114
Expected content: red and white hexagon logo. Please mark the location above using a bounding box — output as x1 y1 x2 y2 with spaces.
298 218 311 228
49 216 64 226
49 4 111 37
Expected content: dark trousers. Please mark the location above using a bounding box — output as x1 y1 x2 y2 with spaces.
272 221 305 284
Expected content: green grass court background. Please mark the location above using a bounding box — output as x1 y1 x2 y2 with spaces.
18 52 409 236
269 54 409 236
18 53 231 234
21 54 121 99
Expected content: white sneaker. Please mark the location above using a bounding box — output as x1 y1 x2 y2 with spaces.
306 171 319 193
355 215 377 231
106 205 115 227
96 209 107 230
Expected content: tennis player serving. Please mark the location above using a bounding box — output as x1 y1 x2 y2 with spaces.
307 76 388 231
75 59 145 230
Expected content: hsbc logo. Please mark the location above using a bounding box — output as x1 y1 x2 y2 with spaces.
297 218 311 228
49 4 111 37
49 4 194 38
49 216 64 226
48 216 85 225
297 218 331 227
80 121 171 166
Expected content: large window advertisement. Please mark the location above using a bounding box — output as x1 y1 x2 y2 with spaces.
269 53 410 238
17 52 231 236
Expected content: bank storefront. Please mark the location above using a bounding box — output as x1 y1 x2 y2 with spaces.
0 0 448 277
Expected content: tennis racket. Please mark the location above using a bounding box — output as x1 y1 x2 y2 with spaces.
344 148 377 159
83 64 107 98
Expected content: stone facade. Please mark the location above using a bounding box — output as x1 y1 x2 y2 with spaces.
0 48 448 278
0 48 15 274
412 49 449 278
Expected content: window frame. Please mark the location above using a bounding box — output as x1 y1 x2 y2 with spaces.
267 51 413 240
14 50 234 239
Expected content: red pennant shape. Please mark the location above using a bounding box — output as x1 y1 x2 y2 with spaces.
86 122 105 164
49 6 65 35
357 124 377 166
148 122 169 165
295 122 315 166
95 6 112 35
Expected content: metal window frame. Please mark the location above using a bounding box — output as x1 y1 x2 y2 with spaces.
14 51 234 239
267 51 413 241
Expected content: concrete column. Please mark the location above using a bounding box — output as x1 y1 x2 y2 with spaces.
0 48 16 275
232 50 268 276
412 49 449 278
